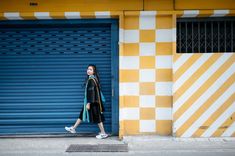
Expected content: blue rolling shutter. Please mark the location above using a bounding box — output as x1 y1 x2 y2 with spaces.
0 19 117 135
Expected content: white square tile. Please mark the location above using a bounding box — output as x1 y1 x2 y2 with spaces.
120 56 139 69
4 12 22 20
139 15 156 30
156 29 175 42
140 120 156 132
139 95 155 108
156 55 172 69
119 28 124 43
139 69 155 82
64 12 81 19
156 82 173 96
120 83 139 96
156 108 172 120
139 43 156 56
124 30 139 43
120 108 140 120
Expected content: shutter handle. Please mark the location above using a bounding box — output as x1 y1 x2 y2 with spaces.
112 89 114 97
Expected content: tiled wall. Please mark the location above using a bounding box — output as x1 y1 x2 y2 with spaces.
119 11 175 135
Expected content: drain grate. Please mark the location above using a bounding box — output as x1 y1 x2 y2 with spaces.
66 144 128 152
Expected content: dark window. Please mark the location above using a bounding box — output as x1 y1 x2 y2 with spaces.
177 17 235 53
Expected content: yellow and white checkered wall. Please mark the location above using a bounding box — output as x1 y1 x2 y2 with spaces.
119 11 175 135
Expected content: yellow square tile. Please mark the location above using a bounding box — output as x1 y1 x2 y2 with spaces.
156 96 172 107
140 56 155 69
123 43 139 56
140 30 155 42
156 120 172 135
140 108 155 120
156 42 172 55
120 70 139 82
120 96 139 108
140 82 155 95
123 120 139 134
50 12 66 19
124 16 139 30
156 16 172 29
156 69 172 81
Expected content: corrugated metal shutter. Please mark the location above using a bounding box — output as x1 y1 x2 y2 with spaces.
0 20 115 135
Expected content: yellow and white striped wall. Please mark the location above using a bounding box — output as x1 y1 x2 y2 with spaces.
0 9 234 138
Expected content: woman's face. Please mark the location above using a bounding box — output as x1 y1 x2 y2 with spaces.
87 66 94 76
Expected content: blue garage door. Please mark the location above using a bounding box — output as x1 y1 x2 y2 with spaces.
0 19 119 135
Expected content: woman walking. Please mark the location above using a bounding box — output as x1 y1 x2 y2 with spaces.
65 64 108 139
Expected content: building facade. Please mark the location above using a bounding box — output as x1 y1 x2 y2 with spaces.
0 0 234 138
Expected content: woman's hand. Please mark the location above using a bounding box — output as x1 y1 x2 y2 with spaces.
86 103 90 110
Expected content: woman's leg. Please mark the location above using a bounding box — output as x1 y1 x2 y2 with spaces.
97 122 106 134
73 118 82 129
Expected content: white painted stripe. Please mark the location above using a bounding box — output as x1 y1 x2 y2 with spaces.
140 120 156 132
64 12 81 19
202 102 235 137
124 30 139 43
119 83 139 96
156 55 172 69
172 28 176 42
181 83 235 137
140 11 157 16
156 82 173 96
156 108 172 120
95 11 111 18
211 10 229 17
120 56 139 69
182 10 199 18
34 12 52 19
222 122 235 137
174 62 235 133
173 53 212 93
173 54 232 114
4 12 23 20
173 54 193 73
120 108 140 120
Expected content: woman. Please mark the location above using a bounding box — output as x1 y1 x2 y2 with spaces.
65 64 108 139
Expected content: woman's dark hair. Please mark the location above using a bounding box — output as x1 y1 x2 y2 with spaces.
83 64 101 88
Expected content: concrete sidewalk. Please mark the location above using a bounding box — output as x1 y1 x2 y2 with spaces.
0 135 235 156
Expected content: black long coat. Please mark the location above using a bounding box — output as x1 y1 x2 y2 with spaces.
79 77 105 123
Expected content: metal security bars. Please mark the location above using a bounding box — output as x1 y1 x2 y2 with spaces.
177 17 235 53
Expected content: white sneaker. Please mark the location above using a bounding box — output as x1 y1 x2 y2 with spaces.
65 126 76 134
96 133 108 139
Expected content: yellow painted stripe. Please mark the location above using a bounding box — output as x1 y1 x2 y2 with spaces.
173 53 182 63
176 76 234 136
174 54 221 102
193 95 234 137
174 54 201 82
50 12 66 19
198 10 214 17
174 55 234 121
20 12 36 19
212 112 235 137
80 12 96 18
